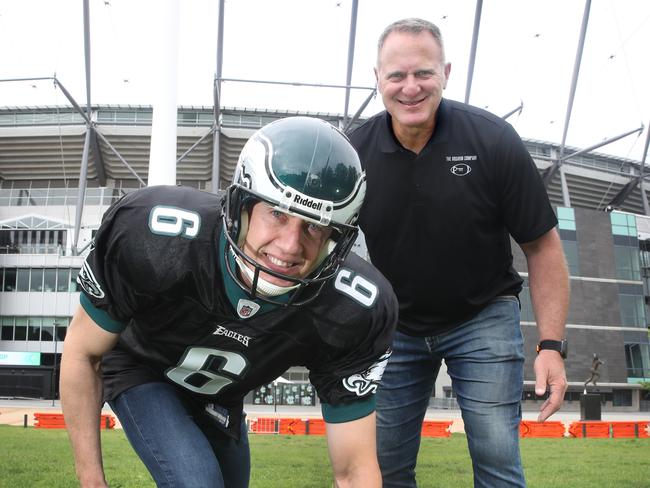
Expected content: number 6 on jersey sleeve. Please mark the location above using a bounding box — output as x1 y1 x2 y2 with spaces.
334 268 378 308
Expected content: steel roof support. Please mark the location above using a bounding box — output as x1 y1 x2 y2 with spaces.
607 122 650 212
343 0 359 126
211 0 225 192
464 0 483 104
543 0 591 194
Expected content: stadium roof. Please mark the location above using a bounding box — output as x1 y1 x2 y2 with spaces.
0 104 648 215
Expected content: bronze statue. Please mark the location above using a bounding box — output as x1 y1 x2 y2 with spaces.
583 353 604 393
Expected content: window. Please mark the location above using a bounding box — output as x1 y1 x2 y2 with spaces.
619 294 646 327
42 317 56 342
557 207 576 231
14 317 27 340
610 212 637 237
1 316 70 343
70 268 81 292
16 268 30 291
1 316 13 340
43 268 57 292
3 268 16 291
0 268 82 293
29 268 44 292
28 317 41 340
613 389 633 407
55 323 67 341
56 269 70 292
614 246 641 281
625 343 650 379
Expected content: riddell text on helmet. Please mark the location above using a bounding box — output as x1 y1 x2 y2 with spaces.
294 194 323 210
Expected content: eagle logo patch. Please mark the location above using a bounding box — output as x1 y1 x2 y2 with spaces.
77 261 105 299
342 349 392 396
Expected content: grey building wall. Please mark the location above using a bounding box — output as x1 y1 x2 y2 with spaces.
574 207 617 279
513 206 646 398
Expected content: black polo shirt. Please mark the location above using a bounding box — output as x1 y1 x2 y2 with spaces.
348 98 557 336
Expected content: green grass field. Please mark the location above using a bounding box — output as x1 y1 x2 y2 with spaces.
1 425 649 487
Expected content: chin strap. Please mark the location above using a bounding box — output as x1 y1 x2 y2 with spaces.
232 250 299 297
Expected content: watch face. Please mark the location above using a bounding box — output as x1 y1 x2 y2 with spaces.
560 340 568 358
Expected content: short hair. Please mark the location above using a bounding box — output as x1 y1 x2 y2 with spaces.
377 18 446 67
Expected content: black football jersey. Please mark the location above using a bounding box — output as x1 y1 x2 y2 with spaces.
78 185 397 437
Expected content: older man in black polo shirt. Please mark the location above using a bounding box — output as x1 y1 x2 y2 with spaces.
349 18 570 488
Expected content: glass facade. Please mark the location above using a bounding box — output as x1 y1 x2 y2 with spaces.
0 187 129 207
614 245 641 280
625 342 650 380
557 207 580 276
0 316 70 342
611 212 639 238
1 267 81 293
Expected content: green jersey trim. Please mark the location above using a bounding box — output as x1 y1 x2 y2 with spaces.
321 397 375 424
80 293 127 333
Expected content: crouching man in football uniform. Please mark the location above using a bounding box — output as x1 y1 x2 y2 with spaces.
61 116 397 488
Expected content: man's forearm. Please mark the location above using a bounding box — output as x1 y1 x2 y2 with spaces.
523 229 569 339
60 354 108 487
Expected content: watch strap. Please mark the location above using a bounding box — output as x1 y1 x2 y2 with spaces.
536 339 567 359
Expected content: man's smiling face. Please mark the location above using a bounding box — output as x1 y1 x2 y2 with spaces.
376 30 450 136
241 202 332 287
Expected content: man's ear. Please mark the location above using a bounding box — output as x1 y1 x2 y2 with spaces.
443 62 452 89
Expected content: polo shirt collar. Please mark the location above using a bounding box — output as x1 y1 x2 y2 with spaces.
378 98 450 153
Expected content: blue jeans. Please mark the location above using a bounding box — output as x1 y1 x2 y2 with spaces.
109 382 250 488
376 297 526 488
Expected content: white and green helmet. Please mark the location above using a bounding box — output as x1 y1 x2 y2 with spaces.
222 116 366 305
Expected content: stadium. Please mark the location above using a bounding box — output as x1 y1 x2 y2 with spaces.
1 0 649 416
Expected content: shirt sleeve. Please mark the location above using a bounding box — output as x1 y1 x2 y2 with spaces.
494 123 558 243
79 293 127 333
306 259 398 423
76 188 194 326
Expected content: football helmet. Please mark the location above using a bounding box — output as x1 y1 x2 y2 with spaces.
222 116 366 305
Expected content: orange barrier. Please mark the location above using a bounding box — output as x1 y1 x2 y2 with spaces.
568 421 611 438
568 421 650 438
305 418 327 436
278 418 306 435
249 417 327 435
421 420 452 438
34 412 115 429
246 416 648 439
248 417 279 434
611 421 649 438
519 420 566 438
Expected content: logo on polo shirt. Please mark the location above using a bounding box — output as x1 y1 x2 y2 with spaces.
450 163 472 176
446 155 476 177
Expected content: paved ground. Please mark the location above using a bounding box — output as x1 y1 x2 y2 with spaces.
2 398 649 433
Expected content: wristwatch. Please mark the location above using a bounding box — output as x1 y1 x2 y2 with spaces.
536 339 568 359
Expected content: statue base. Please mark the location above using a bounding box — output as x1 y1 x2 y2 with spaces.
580 393 601 421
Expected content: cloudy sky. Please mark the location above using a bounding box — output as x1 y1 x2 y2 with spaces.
1 0 649 162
